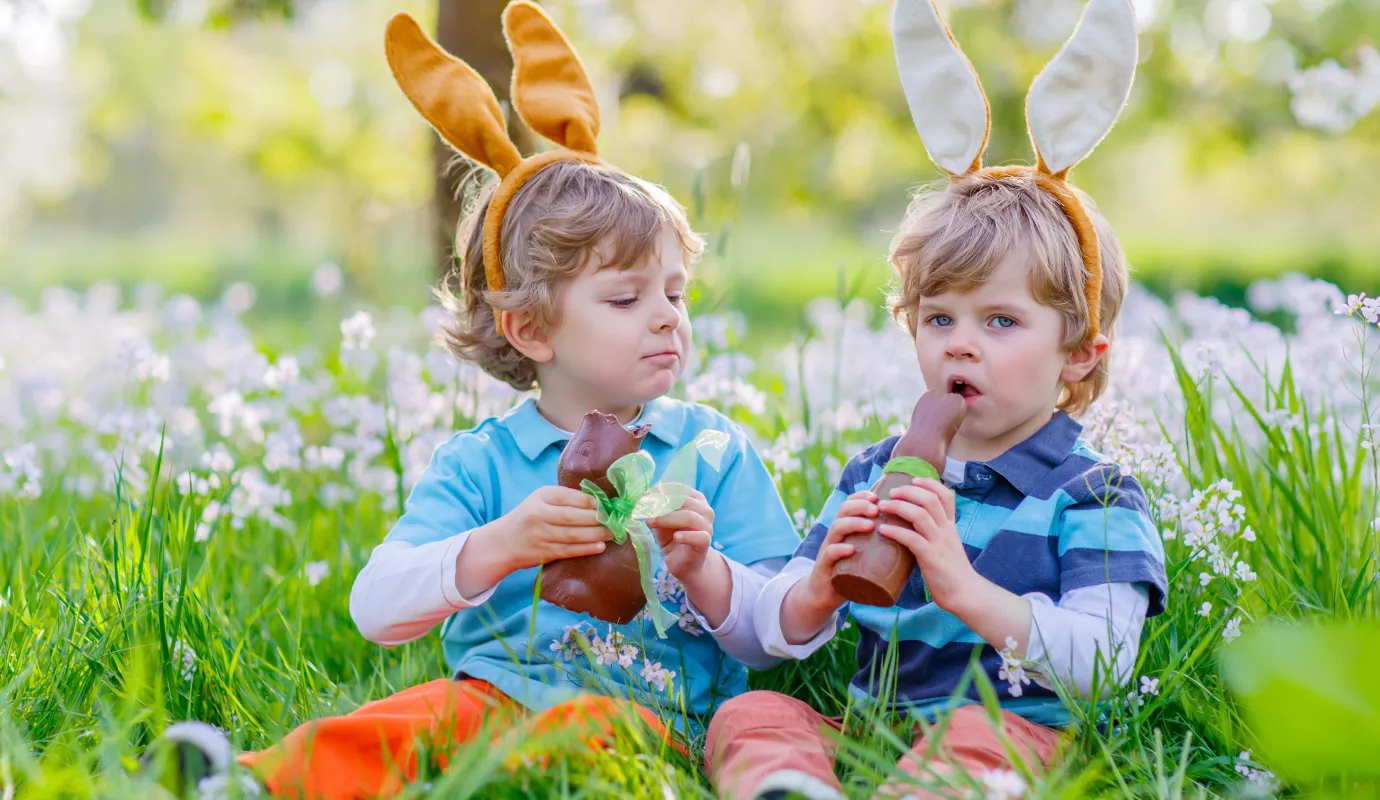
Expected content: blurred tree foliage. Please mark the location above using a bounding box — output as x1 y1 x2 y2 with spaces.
3 0 1377 302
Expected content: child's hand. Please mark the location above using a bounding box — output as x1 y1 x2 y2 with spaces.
497 486 612 571
800 490 879 611
647 490 716 581
778 490 877 644
876 477 976 611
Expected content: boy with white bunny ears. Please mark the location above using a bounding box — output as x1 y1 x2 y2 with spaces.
701 0 1168 797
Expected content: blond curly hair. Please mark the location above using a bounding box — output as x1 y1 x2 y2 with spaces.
437 160 703 390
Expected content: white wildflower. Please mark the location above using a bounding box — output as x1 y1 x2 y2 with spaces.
997 637 1031 698
304 561 329 586
172 640 197 682
677 607 705 637
1199 601 1213 617
653 568 684 604
305 445 346 471
1235 750 1278 788
1140 676 1160 696
978 768 1027 800
549 623 594 662
340 311 376 351
265 356 301 391
639 659 676 693
312 262 344 298
1224 616 1243 643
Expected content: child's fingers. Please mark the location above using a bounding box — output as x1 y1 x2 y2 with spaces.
817 541 857 567
540 486 598 508
877 523 928 557
878 498 938 535
648 508 712 533
553 524 613 544
836 497 879 519
826 515 875 542
679 492 714 521
554 541 607 559
912 478 956 519
541 504 602 527
883 486 948 527
672 530 712 551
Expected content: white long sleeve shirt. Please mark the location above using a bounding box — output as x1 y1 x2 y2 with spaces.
740 557 1150 697
349 530 788 668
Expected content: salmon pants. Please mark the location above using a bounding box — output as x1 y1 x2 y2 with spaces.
237 679 672 800
705 691 1061 800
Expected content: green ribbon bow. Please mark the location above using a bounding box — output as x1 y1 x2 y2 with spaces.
880 456 941 603
882 456 940 481
579 429 731 638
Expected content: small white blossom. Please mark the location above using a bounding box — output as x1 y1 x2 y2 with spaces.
304 561 329 586
312 262 344 298
341 311 376 351
653 567 685 603
1139 676 1160 696
1235 750 1278 788
172 640 197 682
997 637 1031 698
548 623 594 662
1223 616 1243 643
979 768 1027 800
1199 601 1213 617
677 607 705 637
639 659 676 693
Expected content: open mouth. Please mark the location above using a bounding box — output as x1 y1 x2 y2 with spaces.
948 377 982 400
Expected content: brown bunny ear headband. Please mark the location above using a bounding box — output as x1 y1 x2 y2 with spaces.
892 0 1138 341
385 2 605 332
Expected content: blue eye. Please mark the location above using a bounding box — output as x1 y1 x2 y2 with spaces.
991 316 1017 329
667 293 685 305
928 315 953 327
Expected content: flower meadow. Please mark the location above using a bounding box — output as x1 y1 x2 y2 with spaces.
1 274 1378 798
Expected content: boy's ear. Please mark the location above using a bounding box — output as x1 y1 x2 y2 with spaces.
1062 332 1109 383
501 309 555 364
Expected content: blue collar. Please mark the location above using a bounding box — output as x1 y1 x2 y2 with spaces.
985 411 1083 496
503 396 686 461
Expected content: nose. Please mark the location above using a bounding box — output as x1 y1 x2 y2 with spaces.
649 294 681 333
945 319 981 361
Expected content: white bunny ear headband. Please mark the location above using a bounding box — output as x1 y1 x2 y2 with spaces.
892 0 1138 340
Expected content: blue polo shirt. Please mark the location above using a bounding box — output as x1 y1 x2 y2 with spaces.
386 396 800 737
798 411 1168 727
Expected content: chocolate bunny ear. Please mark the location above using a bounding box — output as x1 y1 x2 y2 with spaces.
892 0 992 176
1025 0 1138 179
384 12 523 178
503 1 600 155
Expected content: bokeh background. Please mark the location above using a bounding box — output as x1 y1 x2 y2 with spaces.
1 0 1378 346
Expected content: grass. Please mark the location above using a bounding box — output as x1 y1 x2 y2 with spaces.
2 287 1378 799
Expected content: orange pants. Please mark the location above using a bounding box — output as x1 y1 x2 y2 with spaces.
238 679 673 800
705 691 1061 800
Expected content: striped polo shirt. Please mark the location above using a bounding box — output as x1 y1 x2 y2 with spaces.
797 411 1168 726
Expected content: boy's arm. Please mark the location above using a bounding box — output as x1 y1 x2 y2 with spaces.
756 557 842 658
351 438 606 646
1023 582 1150 697
1022 466 1166 696
682 556 788 670
350 533 499 646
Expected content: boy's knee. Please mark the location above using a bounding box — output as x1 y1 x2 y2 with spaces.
706 692 819 751
711 691 807 728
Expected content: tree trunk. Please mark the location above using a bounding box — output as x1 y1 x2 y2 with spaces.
432 0 538 286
